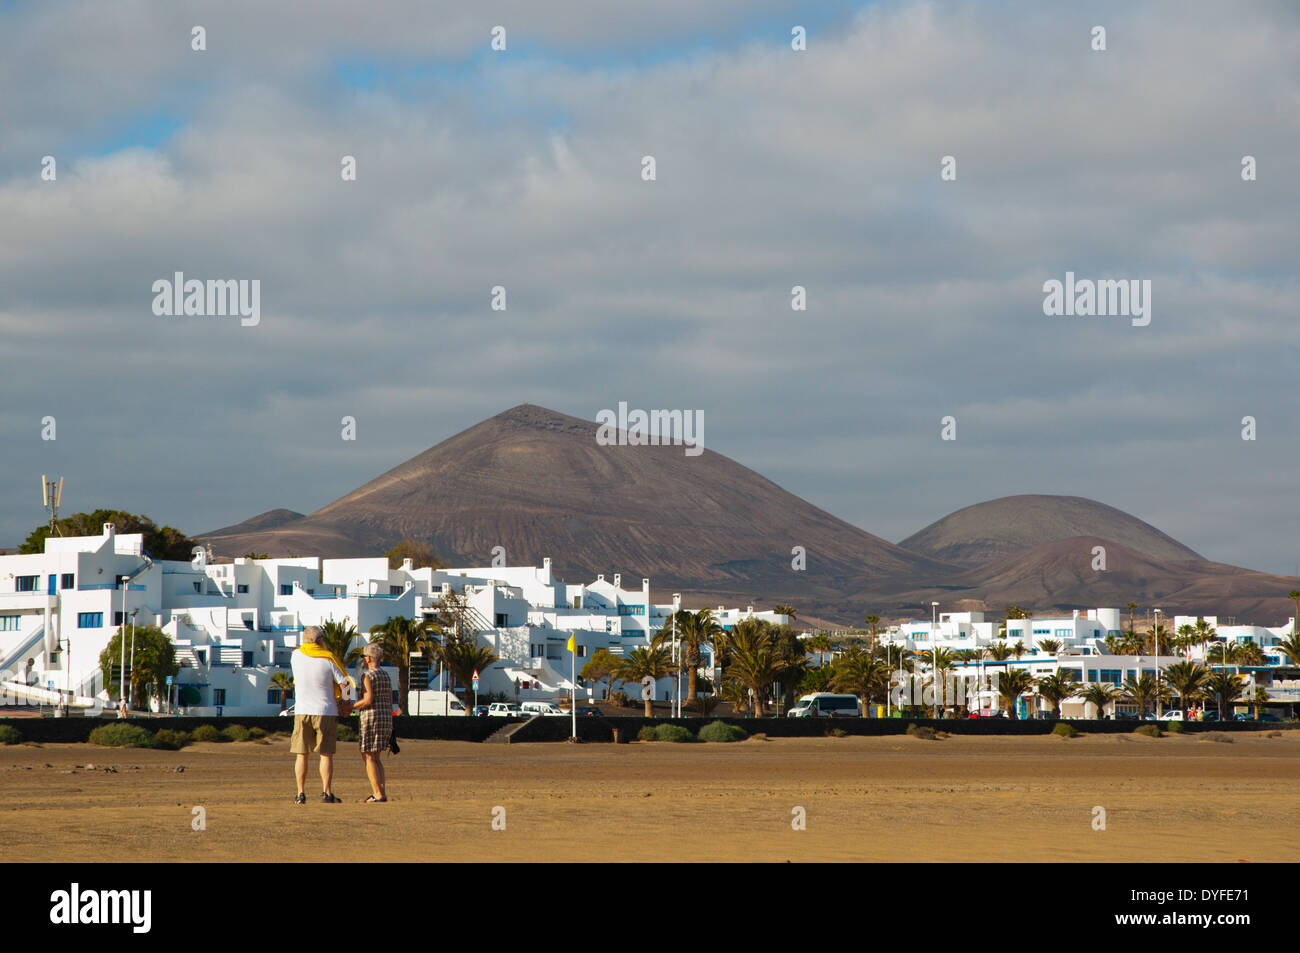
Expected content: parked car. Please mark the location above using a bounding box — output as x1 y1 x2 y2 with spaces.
488 702 522 717
278 704 295 718
574 706 603 717
520 701 567 717
471 705 489 717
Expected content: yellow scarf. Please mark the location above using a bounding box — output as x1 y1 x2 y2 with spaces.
298 642 356 703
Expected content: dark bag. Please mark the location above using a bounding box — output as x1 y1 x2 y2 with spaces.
388 724 400 755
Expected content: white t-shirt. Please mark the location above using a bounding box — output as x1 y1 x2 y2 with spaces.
290 650 350 716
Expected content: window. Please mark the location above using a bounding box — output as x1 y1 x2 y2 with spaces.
78 612 104 628
243 651 254 666
268 688 282 705
572 597 581 609
390 585 402 596
577 644 587 657
1099 669 1122 685
280 584 292 596
237 584 249 594
1060 668 1082 681
213 689 226 706
495 613 507 627
193 582 202 593
530 644 545 658
1055 628 1072 639
617 604 645 616
0 616 18 631
114 612 123 626
61 574 75 590
15 576 38 592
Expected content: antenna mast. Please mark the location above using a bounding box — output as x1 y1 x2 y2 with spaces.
41 475 63 535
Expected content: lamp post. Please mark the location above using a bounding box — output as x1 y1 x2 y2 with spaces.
931 602 939 718
119 578 127 713
1153 608 1162 720
671 593 681 718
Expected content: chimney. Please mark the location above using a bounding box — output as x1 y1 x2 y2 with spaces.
103 523 115 537
402 558 413 571
614 574 621 589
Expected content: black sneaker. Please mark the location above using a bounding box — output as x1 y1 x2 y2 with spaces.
294 793 306 805
321 792 341 803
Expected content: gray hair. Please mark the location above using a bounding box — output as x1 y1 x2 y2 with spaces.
301 626 322 644
362 643 383 661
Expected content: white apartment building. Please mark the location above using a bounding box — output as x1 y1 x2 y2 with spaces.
0 525 788 716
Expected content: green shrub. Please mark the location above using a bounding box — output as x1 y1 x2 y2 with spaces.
1051 722 1078 738
248 726 267 739
906 724 937 740
1134 724 1162 738
608 691 630 709
698 721 747 743
153 729 191 750
337 724 358 743
0 725 21 745
652 724 695 743
221 724 251 743
88 724 157 748
190 724 221 743
1200 732 1234 744
1165 720 1184 733
827 726 847 738
637 726 657 742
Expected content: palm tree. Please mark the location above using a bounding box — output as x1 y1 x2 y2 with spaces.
1202 671 1245 720
1012 640 1027 660
985 641 1013 662
1076 683 1116 720
725 618 788 716
614 645 673 717
1126 602 1138 639
1119 674 1164 719
830 646 890 715
440 634 499 710
771 624 809 712
996 668 1036 719
1162 661 1209 716
317 618 364 670
1037 638 1062 656
808 633 833 668
1277 632 1300 666
917 647 956 716
1175 624 1197 660
270 671 294 712
1208 641 1244 666
1035 672 1079 719
1251 686 1269 720
367 615 436 715
665 608 722 703
774 604 797 621
1193 619 1217 659
1289 589 1300 640
864 614 881 651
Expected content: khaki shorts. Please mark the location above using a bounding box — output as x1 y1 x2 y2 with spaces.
290 714 337 755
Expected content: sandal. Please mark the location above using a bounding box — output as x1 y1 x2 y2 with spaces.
363 795 387 802
321 792 342 803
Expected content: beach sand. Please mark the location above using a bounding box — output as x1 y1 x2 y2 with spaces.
3 730 1297 862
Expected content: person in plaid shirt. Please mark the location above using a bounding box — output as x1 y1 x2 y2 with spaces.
353 643 393 802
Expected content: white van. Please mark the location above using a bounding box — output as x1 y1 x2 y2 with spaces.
520 701 567 717
407 690 467 716
787 693 861 718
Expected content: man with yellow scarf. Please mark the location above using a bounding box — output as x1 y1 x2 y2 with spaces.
289 626 354 804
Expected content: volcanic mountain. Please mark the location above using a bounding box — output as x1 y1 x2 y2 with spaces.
899 494 1205 568
201 404 956 616
202 406 1298 624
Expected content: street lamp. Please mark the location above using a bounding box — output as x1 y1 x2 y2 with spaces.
671 593 681 718
931 602 939 718
119 578 127 714
1153 609 1162 720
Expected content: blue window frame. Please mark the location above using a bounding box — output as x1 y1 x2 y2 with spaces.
280 584 292 595
61 573 75 590
48 575 57 595
237 584 249 594
78 612 104 628
15 576 38 592
0 616 19 631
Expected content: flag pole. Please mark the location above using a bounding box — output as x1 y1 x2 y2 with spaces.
570 642 577 740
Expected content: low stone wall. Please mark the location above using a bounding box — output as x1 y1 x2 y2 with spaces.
0 713 1284 744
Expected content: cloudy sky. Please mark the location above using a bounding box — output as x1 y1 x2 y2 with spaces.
2 0 1297 573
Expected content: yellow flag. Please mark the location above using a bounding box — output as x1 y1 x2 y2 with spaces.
567 634 577 654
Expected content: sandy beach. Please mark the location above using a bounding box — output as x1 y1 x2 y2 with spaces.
3 731 1297 863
